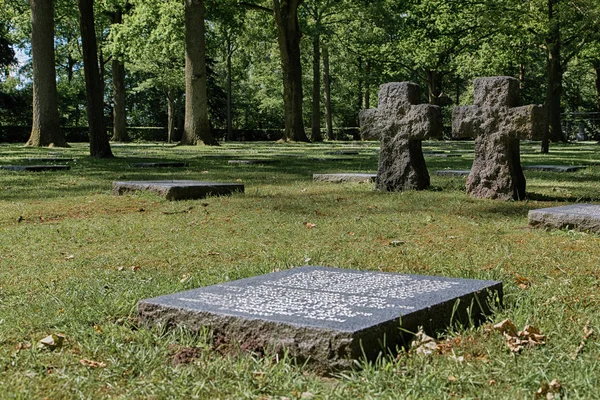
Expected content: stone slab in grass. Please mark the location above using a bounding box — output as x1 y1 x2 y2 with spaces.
113 180 244 201
130 162 189 168
313 173 377 183
523 165 586 173
138 266 502 370
228 159 278 165
528 204 600 233
324 150 360 155
424 153 462 158
23 158 74 163
0 165 70 172
435 169 471 177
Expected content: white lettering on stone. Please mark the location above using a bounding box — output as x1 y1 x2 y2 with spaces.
178 270 460 323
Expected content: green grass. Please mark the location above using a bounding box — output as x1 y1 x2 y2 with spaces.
1 140 600 399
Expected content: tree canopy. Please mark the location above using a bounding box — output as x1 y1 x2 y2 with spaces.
1 0 599 143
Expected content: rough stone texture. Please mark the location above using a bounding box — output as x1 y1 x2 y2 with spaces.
228 159 277 165
113 180 244 201
452 76 544 200
138 266 501 371
435 170 471 177
0 165 70 172
524 165 586 173
360 82 442 191
130 162 189 168
529 204 600 233
313 173 376 183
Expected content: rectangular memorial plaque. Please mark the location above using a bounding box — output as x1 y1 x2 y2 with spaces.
138 266 501 370
113 180 244 201
313 173 376 183
529 204 600 233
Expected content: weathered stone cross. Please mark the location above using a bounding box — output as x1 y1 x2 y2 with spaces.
359 82 442 191
452 76 544 200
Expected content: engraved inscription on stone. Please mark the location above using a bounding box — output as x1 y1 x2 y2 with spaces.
177 270 460 323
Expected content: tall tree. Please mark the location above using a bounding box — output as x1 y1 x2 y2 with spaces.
107 6 128 142
78 0 113 157
26 0 68 147
243 1 309 142
181 0 218 145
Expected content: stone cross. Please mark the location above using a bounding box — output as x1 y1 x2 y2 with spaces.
359 82 442 191
452 76 544 200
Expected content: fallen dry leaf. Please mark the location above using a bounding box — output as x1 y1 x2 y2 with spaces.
304 222 317 229
79 359 107 369
38 334 65 351
535 379 562 399
494 319 546 353
180 274 191 283
410 329 439 355
131 265 140 272
93 325 103 334
572 321 594 360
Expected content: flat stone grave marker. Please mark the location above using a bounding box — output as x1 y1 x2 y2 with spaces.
23 157 74 163
435 169 471 177
130 161 189 168
113 180 244 201
228 159 277 165
529 204 600 233
313 173 377 183
424 153 462 158
324 150 360 155
307 157 353 162
0 165 70 172
523 165 586 173
138 266 502 370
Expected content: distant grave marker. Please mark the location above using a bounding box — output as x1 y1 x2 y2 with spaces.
524 165 586 173
435 170 471 177
313 173 376 183
130 162 189 168
138 266 502 370
529 204 600 234
360 82 442 191
23 158 74 163
0 165 70 172
324 150 360 155
228 159 277 165
452 76 544 200
113 180 244 201
424 153 462 158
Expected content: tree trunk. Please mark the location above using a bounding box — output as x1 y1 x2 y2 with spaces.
26 0 68 147
542 0 564 153
426 70 441 105
593 60 600 112
181 0 218 146
78 0 113 158
273 0 309 142
322 43 334 141
364 60 371 109
226 34 234 141
167 89 175 143
311 30 322 142
110 9 128 142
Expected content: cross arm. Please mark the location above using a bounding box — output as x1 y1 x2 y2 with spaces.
359 108 384 141
402 104 442 140
452 105 481 139
504 105 545 140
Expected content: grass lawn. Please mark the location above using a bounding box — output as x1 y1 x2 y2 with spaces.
1 140 599 399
